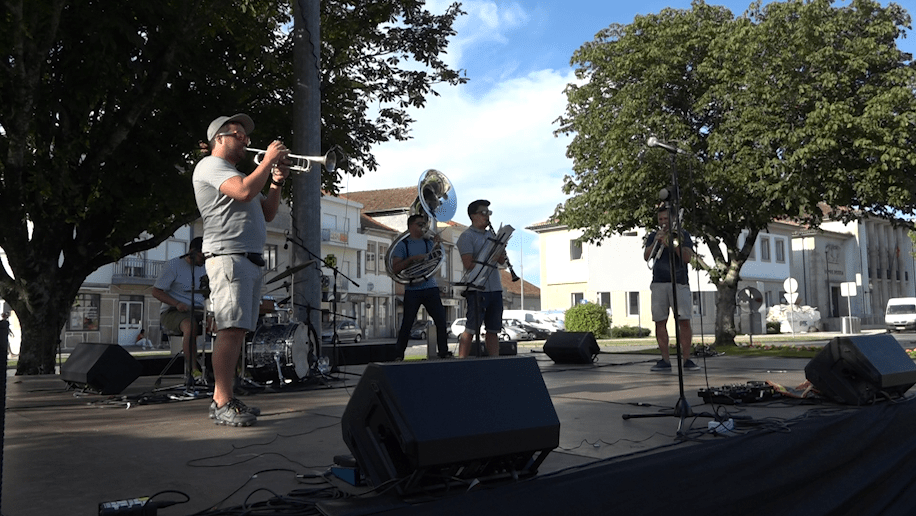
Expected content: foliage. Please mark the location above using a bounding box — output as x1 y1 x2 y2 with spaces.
610 325 651 338
564 303 611 337
555 0 916 346
0 0 464 373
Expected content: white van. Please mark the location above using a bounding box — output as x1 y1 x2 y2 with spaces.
885 298 916 332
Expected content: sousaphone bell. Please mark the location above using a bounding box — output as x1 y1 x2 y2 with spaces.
385 169 457 285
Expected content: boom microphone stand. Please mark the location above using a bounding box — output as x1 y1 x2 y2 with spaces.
286 237 359 371
622 138 713 437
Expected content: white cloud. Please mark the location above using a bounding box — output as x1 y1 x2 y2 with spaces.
342 2 577 288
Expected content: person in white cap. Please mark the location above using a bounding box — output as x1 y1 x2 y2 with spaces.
193 113 290 427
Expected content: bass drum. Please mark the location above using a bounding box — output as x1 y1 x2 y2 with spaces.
246 322 317 383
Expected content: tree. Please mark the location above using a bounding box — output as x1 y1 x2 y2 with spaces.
554 0 916 346
0 0 464 374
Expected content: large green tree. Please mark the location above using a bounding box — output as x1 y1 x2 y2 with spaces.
0 0 464 374
555 0 916 346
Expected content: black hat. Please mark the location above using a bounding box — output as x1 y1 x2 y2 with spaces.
467 199 491 217
189 237 204 251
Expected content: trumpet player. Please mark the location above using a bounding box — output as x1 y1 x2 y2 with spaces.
392 214 451 360
193 113 290 427
644 205 700 372
457 200 506 358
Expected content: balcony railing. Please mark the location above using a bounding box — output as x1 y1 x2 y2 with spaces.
112 257 164 285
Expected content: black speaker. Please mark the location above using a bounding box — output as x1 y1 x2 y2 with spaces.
61 343 142 394
476 340 518 356
805 334 916 405
543 332 599 364
341 357 560 494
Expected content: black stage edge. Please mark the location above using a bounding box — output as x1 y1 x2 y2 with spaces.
135 342 397 377
321 396 916 516
326 342 398 369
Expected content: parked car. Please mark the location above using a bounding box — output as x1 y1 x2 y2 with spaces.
410 320 433 340
505 317 550 339
451 318 530 341
322 321 363 343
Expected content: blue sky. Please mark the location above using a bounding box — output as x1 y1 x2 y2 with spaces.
340 0 916 288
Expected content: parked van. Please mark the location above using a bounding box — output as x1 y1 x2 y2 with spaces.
885 298 916 332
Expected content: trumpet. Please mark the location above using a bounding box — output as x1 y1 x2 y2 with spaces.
247 148 337 174
646 224 667 270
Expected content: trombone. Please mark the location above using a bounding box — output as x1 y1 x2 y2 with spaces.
247 148 337 174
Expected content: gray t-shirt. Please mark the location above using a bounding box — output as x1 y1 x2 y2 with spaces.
192 155 266 254
457 226 503 293
153 256 207 314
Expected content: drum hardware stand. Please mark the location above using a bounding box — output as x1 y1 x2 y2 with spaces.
621 139 714 437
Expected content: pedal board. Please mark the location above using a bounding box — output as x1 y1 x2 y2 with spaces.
698 381 779 405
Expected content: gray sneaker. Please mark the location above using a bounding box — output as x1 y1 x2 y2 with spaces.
211 399 258 427
650 359 671 372
209 398 260 419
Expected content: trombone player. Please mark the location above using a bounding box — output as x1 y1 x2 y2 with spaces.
391 214 451 360
457 200 506 358
644 205 700 372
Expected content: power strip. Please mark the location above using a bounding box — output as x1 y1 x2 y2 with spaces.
98 497 155 515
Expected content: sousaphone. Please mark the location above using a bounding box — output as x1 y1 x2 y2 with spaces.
385 169 457 285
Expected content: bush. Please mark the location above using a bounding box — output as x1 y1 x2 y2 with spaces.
564 303 610 337
610 325 651 338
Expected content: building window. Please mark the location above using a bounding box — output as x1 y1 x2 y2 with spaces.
598 292 610 308
627 292 640 316
68 294 100 331
356 251 362 278
775 239 785 263
264 244 278 271
379 244 389 274
570 239 583 260
692 292 703 315
571 292 584 306
366 242 377 273
760 237 771 261
765 291 773 307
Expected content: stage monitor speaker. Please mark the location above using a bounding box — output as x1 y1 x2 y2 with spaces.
341 357 560 494
543 331 599 364
804 334 916 405
61 342 142 394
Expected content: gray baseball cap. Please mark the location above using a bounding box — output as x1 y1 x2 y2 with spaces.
206 113 254 141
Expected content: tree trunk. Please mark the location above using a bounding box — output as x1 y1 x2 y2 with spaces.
12 284 75 375
713 282 739 347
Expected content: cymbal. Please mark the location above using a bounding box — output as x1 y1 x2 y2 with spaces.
266 260 317 284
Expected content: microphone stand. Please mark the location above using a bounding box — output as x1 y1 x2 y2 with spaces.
286 236 360 371
622 147 713 437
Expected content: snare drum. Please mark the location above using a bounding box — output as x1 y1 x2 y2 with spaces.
246 322 316 383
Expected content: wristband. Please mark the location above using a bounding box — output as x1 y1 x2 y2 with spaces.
271 178 285 187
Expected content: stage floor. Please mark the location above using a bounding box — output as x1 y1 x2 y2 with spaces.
2 341 909 515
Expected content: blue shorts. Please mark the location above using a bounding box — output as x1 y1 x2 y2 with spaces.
465 291 503 334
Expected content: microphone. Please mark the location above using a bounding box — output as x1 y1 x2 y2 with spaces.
647 137 688 155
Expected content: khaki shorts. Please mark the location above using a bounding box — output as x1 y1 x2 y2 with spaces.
650 282 692 321
160 307 202 334
205 255 263 332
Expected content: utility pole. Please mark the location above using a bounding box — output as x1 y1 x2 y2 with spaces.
292 1 322 333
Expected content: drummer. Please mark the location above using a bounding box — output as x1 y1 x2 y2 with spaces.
153 236 208 384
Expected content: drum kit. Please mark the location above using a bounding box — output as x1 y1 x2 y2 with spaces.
180 261 325 387
243 262 325 385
